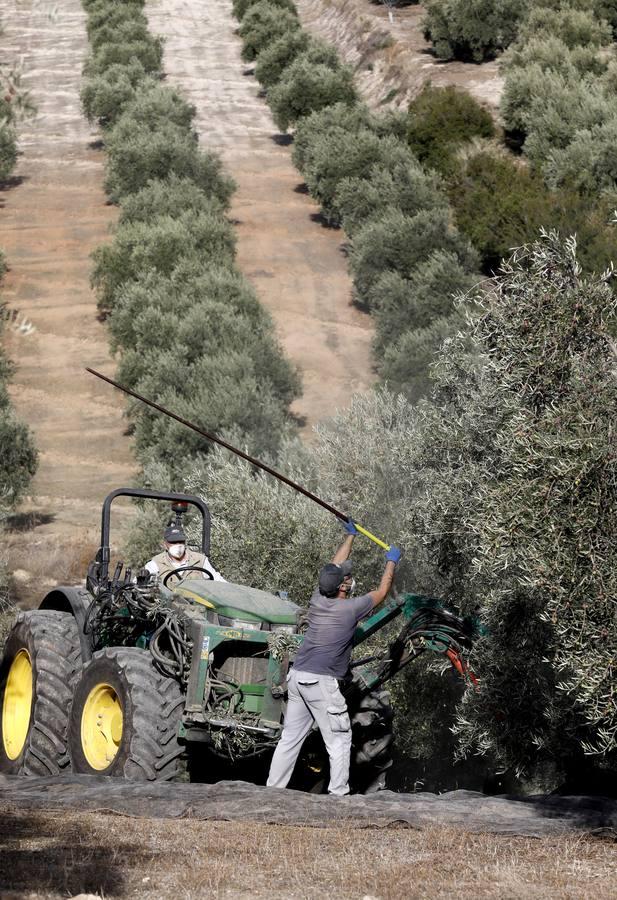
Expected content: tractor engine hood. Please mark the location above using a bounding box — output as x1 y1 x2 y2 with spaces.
172 580 300 626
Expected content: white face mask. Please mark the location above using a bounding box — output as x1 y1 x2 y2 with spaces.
168 543 186 560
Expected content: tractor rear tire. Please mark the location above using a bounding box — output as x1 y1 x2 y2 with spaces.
68 647 185 780
349 688 394 794
291 687 394 795
0 610 82 775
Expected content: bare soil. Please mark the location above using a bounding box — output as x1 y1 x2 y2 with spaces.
0 0 137 592
146 0 375 437
296 0 504 112
0 806 616 899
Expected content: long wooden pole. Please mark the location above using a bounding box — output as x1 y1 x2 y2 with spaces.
86 367 391 550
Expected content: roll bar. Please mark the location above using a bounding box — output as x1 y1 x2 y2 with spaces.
96 487 211 582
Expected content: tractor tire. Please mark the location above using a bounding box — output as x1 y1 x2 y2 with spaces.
0 610 82 775
349 688 394 794
291 687 394 795
68 646 185 780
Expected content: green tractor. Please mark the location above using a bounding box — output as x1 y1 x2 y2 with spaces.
0 488 477 791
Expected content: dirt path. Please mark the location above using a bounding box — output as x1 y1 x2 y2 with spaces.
0 0 136 589
296 0 504 111
146 0 375 437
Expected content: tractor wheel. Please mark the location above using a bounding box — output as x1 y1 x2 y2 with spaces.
291 687 394 795
68 647 185 780
349 688 394 794
0 610 82 775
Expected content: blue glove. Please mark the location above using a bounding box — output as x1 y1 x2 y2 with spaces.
386 546 401 564
342 519 359 536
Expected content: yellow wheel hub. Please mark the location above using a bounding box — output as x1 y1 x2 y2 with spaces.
81 683 123 770
2 649 33 760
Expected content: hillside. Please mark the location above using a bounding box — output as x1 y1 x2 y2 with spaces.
295 0 504 110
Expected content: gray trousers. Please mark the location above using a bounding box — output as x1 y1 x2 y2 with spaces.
267 669 352 796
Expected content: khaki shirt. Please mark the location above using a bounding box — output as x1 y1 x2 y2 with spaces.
145 548 225 587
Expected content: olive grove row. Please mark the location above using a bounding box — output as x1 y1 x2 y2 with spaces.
80 0 301 479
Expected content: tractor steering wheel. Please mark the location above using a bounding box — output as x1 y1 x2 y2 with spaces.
162 566 215 588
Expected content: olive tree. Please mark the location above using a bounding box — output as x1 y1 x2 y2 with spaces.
349 207 478 308
371 253 476 354
238 3 300 62
423 0 529 61
117 176 223 226
254 30 310 87
543 115 617 195
104 120 235 204
301 131 413 226
86 1 147 37
335 160 445 237
80 63 154 127
232 0 297 19
91 212 236 315
108 266 264 351
291 101 372 174
84 37 164 77
268 58 358 132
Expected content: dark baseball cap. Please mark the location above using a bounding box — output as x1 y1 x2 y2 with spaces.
164 524 186 543
318 560 353 595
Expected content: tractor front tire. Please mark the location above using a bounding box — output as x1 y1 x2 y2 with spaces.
68 647 185 780
0 610 82 775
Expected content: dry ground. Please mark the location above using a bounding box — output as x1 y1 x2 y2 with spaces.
0 0 136 591
0 806 616 899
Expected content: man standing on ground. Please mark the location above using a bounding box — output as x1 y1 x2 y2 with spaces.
267 521 401 796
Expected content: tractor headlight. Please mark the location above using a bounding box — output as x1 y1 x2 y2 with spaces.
232 620 261 630
270 624 297 634
218 615 262 630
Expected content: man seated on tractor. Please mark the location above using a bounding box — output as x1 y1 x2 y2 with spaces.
145 523 226 587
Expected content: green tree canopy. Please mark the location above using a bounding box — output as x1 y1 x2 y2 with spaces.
80 63 155 128
238 3 300 62
350 207 478 308
406 84 495 177
84 37 163 78
255 30 310 87
413 232 617 773
423 0 529 61
104 120 235 204
178 233 617 780
268 58 357 132
91 212 236 315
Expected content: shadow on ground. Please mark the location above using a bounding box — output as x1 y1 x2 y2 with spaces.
271 133 293 146
0 807 141 896
5 512 55 532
